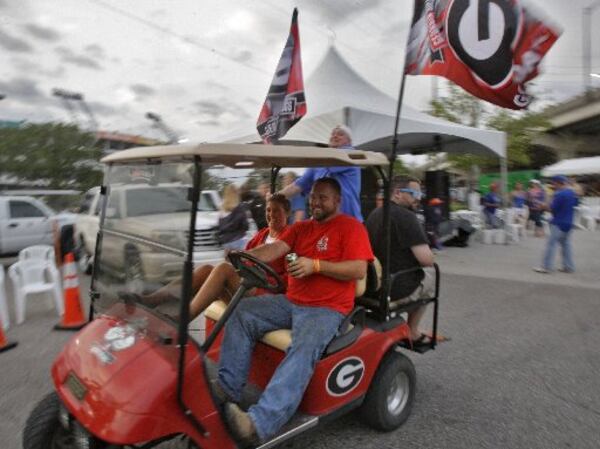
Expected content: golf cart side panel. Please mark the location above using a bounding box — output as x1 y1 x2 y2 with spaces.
50 311 232 447
205 318 410 415
300 325 410 415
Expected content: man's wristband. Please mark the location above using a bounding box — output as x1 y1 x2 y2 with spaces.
313 258 320 273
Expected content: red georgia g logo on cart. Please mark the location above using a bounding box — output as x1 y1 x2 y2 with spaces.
326 357 365 397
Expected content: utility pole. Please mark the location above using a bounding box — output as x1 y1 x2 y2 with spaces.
145 112 179 144
583 1 600 93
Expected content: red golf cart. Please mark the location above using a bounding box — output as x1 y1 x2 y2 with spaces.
23 143 440 449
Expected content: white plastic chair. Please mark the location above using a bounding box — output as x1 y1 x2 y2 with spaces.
19 245 56 264
8 261 63 325
579 206 598 231
0 265 10 330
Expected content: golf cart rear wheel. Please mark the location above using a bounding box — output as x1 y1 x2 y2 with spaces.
360 350 416 431
23 392 72 449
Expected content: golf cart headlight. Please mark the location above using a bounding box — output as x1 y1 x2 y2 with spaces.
58 403 70 430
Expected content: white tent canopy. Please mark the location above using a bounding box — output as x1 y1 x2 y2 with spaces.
542 156 600 177
222 47 506 159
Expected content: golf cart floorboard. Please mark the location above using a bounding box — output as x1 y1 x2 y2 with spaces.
254 413 318 449
204 358 322 448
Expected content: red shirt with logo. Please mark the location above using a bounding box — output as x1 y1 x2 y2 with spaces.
279 214 373 315
246 226 287 295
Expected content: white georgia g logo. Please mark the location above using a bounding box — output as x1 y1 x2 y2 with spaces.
447 0 522 87
326 357 365 397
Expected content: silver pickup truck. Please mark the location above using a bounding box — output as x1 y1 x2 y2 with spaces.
74 185 227 278
0 195 74 256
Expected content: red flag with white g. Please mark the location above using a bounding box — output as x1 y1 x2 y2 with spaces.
404 0 562 109
257 8 307 143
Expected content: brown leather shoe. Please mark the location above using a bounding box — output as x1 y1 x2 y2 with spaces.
225 402 259 447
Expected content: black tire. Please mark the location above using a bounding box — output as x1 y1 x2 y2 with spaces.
360 349 416 431
23 392 68 449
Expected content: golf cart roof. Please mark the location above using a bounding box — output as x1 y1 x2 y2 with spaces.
101 143 389 168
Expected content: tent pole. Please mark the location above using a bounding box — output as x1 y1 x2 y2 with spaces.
500 156 509 207
500 156 510 245
380 20 413 319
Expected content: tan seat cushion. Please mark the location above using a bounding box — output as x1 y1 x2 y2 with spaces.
205 300 292 351
371 257 382 292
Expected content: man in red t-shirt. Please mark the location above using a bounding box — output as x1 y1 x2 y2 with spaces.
217 177 373 446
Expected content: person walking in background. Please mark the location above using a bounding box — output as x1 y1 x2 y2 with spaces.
425 197 444 251
510 181 528 226
511 181 527 209
276 125 363 221
281 171 306 223
526 179 546 237
482 182 501 229
218 184 249 251
534 175 579 274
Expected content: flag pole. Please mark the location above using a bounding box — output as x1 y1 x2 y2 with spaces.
380 19 414 318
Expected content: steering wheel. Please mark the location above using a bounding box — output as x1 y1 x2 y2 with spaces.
227 251 285 293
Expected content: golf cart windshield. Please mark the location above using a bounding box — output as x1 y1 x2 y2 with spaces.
91 160 254 330
93 161 201 326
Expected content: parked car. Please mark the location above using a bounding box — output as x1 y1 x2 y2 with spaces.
74 185 226 277
0 195 75 256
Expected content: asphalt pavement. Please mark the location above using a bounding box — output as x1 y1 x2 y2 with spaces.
1 229 599 449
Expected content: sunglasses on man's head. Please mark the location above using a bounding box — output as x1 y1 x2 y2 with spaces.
398 188 422 199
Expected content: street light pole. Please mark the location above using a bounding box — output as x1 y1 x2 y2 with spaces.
583 1 600 93
145 112 179 144
52 88 99 132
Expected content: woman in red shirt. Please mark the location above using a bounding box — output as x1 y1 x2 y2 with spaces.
187 194 290 319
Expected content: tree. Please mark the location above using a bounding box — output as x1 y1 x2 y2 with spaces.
0 122 102 190
486 110 550 169
429 86 550 171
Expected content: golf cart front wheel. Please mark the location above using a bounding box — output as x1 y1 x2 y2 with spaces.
360 350 416 431
23 392 73 449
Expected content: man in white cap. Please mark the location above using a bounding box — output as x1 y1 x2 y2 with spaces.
276 125 363 221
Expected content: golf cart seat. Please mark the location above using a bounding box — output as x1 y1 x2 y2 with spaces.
204 275 370 353
357 260 439 317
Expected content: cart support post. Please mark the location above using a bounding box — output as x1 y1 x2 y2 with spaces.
381 17 414 320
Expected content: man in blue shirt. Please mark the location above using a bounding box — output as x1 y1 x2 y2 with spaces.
534 175 579 274
277 125 363 221
482 182 502 228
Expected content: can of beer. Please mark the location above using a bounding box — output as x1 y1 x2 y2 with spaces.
286 253 298 264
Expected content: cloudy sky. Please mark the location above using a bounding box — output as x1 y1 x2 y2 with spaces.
0 0 598 143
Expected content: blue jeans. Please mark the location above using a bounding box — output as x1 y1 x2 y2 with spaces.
218 294 343 441
484 210 501 229
542 224 575 271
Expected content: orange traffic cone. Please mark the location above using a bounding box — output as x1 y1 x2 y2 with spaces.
54 253 87 331
0 317 17 353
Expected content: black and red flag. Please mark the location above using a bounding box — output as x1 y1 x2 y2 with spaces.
257 8 306 143
404 0 561 109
